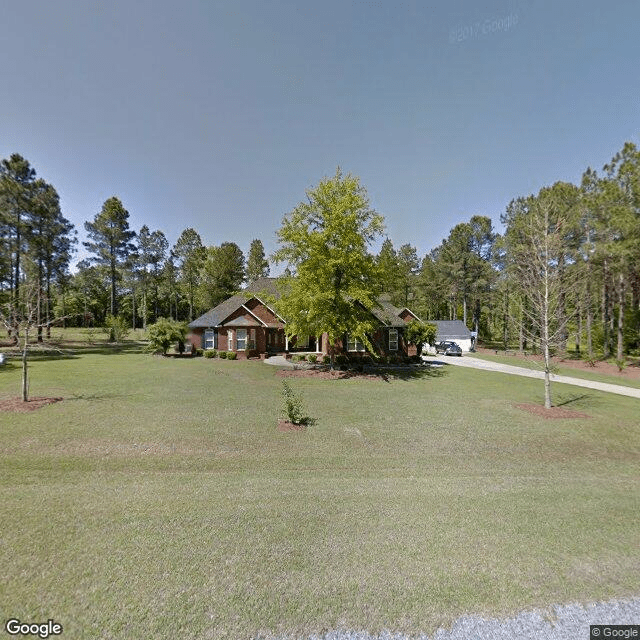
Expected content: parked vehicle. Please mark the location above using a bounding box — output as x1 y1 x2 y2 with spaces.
435 341 463 356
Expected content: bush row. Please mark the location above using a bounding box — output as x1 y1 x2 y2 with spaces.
203 350 237 360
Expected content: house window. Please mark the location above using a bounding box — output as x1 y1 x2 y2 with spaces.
388 328 398 351
204 329 215 350
347 335 365 352
236 328 247 350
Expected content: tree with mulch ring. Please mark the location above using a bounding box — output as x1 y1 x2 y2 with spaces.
0 397 63 413
278 380 314 430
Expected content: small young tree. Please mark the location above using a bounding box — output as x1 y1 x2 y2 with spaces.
281 380 307 425
146 317 187 355
0 282 69 402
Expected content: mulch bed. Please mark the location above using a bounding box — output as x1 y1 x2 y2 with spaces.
277 419 306 431
275 368 388 381
515 403 591 419
0 397 64 413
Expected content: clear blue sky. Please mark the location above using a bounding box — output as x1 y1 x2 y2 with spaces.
2 0 638 270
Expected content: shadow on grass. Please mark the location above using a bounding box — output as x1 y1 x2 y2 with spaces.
0 341 147 362
335 364 448 382
555 393 591 407
66 392 135 402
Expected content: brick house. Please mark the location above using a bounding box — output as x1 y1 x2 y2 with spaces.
187 277 423 359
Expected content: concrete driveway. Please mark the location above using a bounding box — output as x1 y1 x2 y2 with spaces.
423 354 640 399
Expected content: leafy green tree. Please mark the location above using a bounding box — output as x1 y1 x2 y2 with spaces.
404 319 437 355
273 168 384 362
198 242 245 309
246 239 269 283
173 228 205 320
83 197 136 316
146 317 187 355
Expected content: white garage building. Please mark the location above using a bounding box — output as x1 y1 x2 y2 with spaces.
426 320 474 353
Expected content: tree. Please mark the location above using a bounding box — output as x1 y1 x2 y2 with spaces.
198 242 245 309
246 239 270 283
173 228 205 320
146 317 187 355
404 319 437 356
396 243 420 307
376 238 399 296
135 225 168 328
0 154 36 340
502 185 579 408
28 179 75 340
273 168 384 362
83 197 136 317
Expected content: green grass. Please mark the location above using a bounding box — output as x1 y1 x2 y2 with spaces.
1 343 639 638
470 351 640 390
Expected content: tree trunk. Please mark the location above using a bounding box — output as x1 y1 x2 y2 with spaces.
586 277 593 357
22 330 29 402
602 261 610 358
617 271 625 361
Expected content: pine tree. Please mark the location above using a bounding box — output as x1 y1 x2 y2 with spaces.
83 197 136 317
246 239 269 283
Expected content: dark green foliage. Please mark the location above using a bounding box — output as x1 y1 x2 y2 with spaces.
146 317 187 355
281 380 306 425
404 320 437 355
198 242 245 310
84 197 136 317
219 351 228 359
204 349 216 359
246 239 270 283
226 351 237 360
307 354 317 364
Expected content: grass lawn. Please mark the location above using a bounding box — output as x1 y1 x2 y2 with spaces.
1 340 639 639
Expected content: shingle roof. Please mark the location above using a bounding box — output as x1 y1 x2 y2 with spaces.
432 320 472 339
189 276 422 330
188 293 249 328
371 300 409 327
244 277 280 299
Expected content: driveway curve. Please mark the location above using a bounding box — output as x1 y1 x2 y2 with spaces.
423 354 640 399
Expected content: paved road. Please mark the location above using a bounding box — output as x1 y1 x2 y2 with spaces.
423 354 640 399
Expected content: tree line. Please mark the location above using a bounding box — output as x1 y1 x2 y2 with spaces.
2 139 639 360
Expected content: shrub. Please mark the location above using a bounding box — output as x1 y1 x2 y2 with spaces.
204 349 216 359
219 351 227 359
104 315 130 343
335 354 348 366
307 354 317 364
281 380 306 425
146 317 187 355
322 355 331 365
227 351 237 360
615 358 626 373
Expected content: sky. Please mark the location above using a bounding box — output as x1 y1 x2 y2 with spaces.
2 0 639 272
